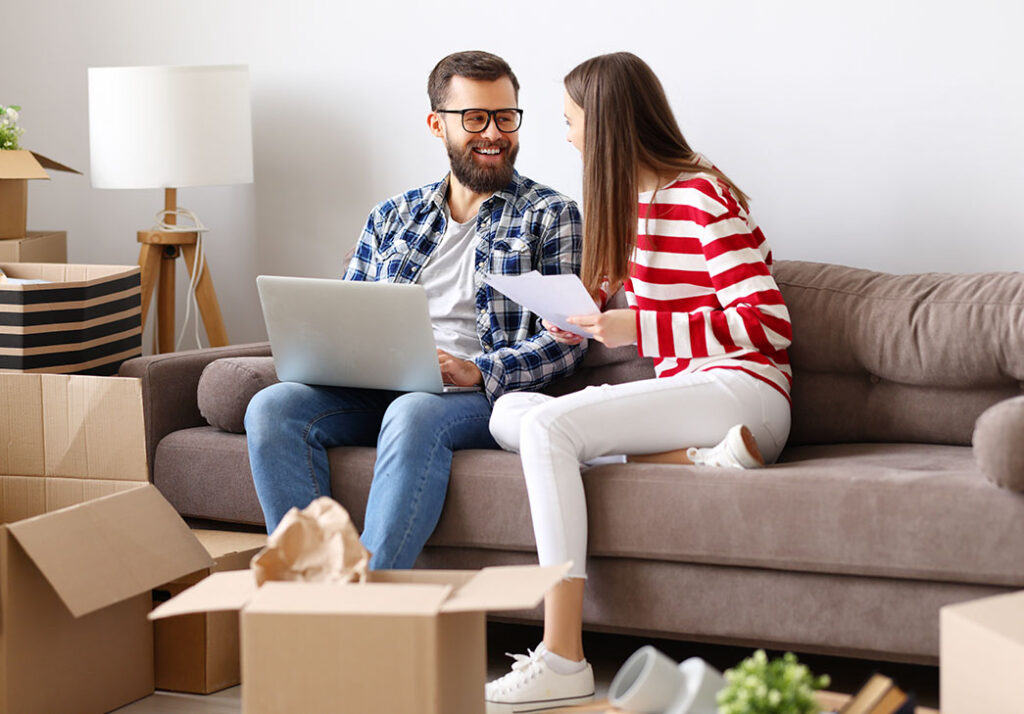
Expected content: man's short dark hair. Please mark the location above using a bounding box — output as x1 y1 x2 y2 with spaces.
427 51 520 111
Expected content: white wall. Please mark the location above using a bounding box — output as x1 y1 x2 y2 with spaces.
3 0 1023 349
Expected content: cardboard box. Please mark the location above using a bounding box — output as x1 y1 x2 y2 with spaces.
154 529 267 694
0 150 80 239
0 261 142 375
151 563 570 714
0 372 214 714
941 590 1024 714
0 230 66 262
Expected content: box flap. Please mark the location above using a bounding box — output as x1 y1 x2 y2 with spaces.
149 569 258 619
190 529 267 561
169 529 266 583
0 149 49 180
7 484 213 617
247 581 453 616
440 563 572 613
369 569 477 588
30 151 82 175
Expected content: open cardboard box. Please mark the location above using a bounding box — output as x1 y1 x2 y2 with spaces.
0 150 80 239
941 590 1024 714
151 562 571 714
154 529 267 694
0 149 80 239
0 372 214 714
0 261 142 375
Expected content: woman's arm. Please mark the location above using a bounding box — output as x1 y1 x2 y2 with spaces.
634 182 792 361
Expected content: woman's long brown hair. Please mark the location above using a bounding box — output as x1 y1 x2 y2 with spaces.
564 52 750 295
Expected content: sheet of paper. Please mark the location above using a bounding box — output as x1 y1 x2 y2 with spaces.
483 271 600 337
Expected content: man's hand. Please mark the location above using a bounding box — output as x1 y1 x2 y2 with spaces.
437 349 484 386
566 309 637 348
542 319 585 346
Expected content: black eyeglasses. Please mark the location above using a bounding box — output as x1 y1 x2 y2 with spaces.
436 108 523 133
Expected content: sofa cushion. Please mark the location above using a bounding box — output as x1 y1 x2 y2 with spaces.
198 357 279 433
429 443 1024 588
973 396 1024 491
154 426 1024 589
775 261 1024 447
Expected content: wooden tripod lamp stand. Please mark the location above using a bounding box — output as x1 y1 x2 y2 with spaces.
136 187 229 352
88 64 254 353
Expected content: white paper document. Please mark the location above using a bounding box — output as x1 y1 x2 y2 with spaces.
483 271 600 337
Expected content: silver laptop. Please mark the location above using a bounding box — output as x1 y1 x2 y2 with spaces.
256 275 478 393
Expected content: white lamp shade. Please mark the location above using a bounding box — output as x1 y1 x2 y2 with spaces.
88 64 254 189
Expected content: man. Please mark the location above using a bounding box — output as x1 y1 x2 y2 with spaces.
245 51 584 571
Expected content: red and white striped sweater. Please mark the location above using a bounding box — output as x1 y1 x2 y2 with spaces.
620 169 792 400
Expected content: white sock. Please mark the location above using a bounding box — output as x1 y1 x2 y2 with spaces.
542 647 587 675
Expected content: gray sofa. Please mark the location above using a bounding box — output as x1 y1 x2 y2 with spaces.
120 260 1024 665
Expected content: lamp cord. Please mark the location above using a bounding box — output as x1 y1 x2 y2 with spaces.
151 207 209 352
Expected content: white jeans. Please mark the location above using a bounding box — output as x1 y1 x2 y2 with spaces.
489 369 791 579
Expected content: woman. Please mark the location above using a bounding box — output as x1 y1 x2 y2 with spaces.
484 52 793 712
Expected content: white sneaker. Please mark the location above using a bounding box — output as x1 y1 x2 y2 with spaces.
687 424 765 469
485 646 595 713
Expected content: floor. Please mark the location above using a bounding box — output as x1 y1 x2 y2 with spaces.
114 622 940 712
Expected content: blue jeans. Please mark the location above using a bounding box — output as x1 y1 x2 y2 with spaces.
244 382 498 569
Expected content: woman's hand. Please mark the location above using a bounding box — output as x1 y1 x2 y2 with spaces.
437 349 483 386
566 309 637 348
542 319 585 346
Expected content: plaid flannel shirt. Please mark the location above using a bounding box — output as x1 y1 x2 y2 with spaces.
343 171 585 403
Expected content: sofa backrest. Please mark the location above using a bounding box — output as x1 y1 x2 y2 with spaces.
191 261 1022 448
776 260 1024 446
545 260 1024 447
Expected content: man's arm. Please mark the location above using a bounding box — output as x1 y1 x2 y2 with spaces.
342 210 380 281
473 201 586 402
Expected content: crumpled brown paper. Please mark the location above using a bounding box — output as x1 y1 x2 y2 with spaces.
251 497 371 586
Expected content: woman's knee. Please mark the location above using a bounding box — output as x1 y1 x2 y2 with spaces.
490 392 549 452
519 399 581 455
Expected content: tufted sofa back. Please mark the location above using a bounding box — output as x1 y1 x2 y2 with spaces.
776 260 1024 446
548 260 1024 447
193 260 1023 448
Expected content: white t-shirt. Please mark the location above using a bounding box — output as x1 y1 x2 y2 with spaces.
417 206 482 360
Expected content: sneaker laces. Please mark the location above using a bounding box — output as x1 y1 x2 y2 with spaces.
489 648 545 694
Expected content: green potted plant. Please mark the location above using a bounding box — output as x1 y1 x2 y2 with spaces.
717 649 831 714
0 105 24 149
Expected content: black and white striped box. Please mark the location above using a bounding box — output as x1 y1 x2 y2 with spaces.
0 262 142 375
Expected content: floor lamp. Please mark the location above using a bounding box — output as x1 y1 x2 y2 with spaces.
88 64 254 353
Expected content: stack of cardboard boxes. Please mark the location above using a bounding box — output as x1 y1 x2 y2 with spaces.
0 370 566 713
0 372 213 713
1 148 256 712
0 372 269 713
0 149 74 261
0 149 142 375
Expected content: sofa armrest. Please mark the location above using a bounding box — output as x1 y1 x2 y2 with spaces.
119 342 272 479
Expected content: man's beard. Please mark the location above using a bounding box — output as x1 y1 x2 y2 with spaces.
446 138 519 194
